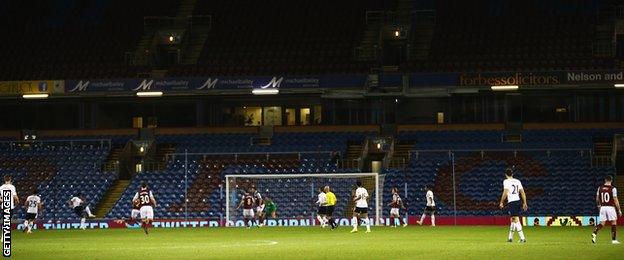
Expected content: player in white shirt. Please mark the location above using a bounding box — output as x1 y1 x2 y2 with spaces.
351 181 371 233
69 193 96 230
499 168 528 243
0 175 19 217
23 188 42 234
316 187 328 227
417 185 436 226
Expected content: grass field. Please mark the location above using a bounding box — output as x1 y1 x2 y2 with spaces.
10 226 624 259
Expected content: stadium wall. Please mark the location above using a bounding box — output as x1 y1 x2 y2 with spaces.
12 217 622 230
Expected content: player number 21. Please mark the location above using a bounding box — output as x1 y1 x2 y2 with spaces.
511 185 518 195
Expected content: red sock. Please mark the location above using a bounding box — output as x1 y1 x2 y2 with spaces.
389 217 395 226
399 217 405 225
594 223 603 234
612 225 617 241
356 217 361 225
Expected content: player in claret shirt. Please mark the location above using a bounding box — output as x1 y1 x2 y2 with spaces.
592 175 622 244
133 182 157 235
388 187 407 227
237 191 256 228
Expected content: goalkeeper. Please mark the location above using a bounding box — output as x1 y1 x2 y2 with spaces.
264 196 277 219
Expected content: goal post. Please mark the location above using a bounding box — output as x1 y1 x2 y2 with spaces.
225 173 383 227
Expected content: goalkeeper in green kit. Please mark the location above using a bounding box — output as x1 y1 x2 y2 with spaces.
264 196 277 219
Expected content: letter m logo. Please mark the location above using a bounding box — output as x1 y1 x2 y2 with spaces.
69 80 89 92
261 77 283 89
133 79 153 91
197 78 218 90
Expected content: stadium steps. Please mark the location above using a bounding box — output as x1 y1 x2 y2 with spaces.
355 11 383 61
102 146 124 172
95 180 132 218
388 141 414 168
593 4 616 58
614 177 624 195
346 144 363 160
156 144 177 165
408 10 436 60
593 140 613 167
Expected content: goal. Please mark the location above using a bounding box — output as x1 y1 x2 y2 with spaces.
225 173 384 227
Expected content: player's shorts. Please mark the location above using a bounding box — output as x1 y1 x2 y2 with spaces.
354 207 368 214
25 212 37 221
424 206 436 214
131 209 140 219
326 205 335 216
256 204 265 214
599 206 618 222
243 209 255 218
506 200 521 217
140 206 154 220
390 208 400 216
318 206 327 215
73 206 86 218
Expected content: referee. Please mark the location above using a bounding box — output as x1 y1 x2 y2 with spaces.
324 186 337 229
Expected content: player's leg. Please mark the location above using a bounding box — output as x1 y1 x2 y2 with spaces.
145 207 154 234
508 217 516 242
22 217 28 233
418 207 427 225
430 211 436 227
610 220 619 243
398 212 406 227
514 217 526 242
259 212 265 226
351 211 360 233
593 207 607 243
362 213 371 233
593 220 605 243
84 205 95 218
77 207 87 230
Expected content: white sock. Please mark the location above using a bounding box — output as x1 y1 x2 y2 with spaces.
80 218 86 229
364 218 370 231
431 215 435 226
515 222 525 240
351 216 358 229
28 222 33 232
322 216 328 225
420 214 426 223
508 223 515 240
317 215 323 225
23 220 28 230
85 206 93 216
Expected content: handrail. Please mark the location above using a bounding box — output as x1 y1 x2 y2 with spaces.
0 139 112 149
359 137 370 170
409 148 592 153
166 151 336 162
382 138 396 169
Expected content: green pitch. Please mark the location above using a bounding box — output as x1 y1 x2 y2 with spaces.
10 226 624 259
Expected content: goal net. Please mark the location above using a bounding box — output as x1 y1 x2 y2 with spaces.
225 173 384 227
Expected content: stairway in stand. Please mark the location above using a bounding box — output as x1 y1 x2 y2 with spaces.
389 141 414 168
95 180 132 218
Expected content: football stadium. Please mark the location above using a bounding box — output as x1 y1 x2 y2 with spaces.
2 0 624 259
